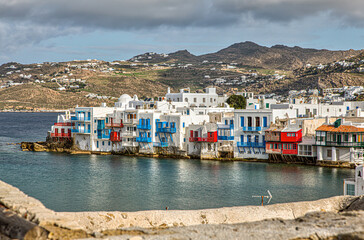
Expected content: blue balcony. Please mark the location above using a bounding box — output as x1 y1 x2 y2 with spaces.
243 126 262 132
218 136 234 141
71 129 91 134
156 127 176 133
137 124 151 130
154 142 169 147
237 142 265 148
71 116 91 121
136 137 152 143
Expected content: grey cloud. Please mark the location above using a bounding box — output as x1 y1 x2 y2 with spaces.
0 0 363 30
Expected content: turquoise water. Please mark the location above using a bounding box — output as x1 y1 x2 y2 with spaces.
0 112 354 212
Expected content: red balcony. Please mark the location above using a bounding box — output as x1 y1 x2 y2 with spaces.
51 132 71 138
54 122 73 126
110 131 122 142
106 119 124 128
189 132 218 143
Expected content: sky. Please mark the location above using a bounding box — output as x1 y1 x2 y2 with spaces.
0 0 363 65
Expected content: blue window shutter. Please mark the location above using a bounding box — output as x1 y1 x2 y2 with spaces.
263 117 267 127
240 135 244 143
183 122 185 128
97 141 99 148
241 117 244 127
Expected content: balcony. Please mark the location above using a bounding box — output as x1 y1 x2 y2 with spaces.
243 126 262 132
71 116 91 122
71 128 91 134
237 142 265 148
50 133 71 138
323 141 364 147
121 131 137 137
189 137 217 142
137 124 151 130
218 136 234 141
54 122 73 126
123 119 138 125
156 127 176 133
105 123 124 128
265 134 280 142
136 137 152 143
154 142 169 147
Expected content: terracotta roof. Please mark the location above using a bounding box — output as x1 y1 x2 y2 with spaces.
316 124 364 133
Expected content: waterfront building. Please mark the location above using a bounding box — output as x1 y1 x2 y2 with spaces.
344 165 364 196
233 109 296 159
48 110 73 141
315 119 364 163
265 125 302 156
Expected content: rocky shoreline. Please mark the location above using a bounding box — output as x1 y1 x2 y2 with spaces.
0 180 363 239
20 141 357 169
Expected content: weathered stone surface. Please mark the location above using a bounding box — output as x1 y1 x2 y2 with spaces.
1 179 363 239
100 211 364 240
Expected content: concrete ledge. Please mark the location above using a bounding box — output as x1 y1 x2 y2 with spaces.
0 180 359 234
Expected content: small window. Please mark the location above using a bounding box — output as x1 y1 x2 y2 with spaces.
194 98 197 102
102 141 105 146
327 149 332 158
108 141 110 146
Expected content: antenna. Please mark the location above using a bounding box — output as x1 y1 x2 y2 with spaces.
252 190 272 206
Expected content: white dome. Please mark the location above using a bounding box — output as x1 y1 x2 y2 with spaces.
118 94 132 103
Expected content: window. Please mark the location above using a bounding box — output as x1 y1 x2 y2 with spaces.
293 144 296 149
346 184 355 195
270 144 273 149
102 141 105 146
263 117 268 127
327 149 332 158
203 98 206 103
108 141 110 146
97 141 99 148
240 117 245 127
185 98 188 102
248 117 252 127
194 98 197 102
283 144 287 149
255 117 260 127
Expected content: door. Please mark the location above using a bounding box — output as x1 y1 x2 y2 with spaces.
337 134 342 145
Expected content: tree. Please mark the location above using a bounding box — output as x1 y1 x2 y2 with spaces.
226 95 246 109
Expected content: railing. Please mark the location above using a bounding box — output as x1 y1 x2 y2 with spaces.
105 123 124 128
71 129 91 134
218 136 234 141
265 135 280 142
136 137 152 143
237 142 265 148
189 137 217 142
54 122 73 126
218 124 234 129
242 126 262 132
156 127 176 133
50 133 71 137
121 131 137 137
71 116 90 121
137 124 151 130
324 141 364 147
123 119 138 124
266 148 282 153
154 142 169 147
110 137 122 142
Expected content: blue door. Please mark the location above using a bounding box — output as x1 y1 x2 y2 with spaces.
263 117 268 127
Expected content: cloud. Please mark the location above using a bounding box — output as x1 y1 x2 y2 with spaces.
0 0 363 63
0 0 363 30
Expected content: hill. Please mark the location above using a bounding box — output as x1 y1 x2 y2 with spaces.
0 42 363 110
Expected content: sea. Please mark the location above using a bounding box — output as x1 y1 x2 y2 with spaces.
0 112 355 212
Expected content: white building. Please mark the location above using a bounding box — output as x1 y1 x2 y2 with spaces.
344 165 364 196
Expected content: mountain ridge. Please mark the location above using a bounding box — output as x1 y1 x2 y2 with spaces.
131 41 363 70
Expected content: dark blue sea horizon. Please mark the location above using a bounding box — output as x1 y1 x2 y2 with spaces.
0 112 354 212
